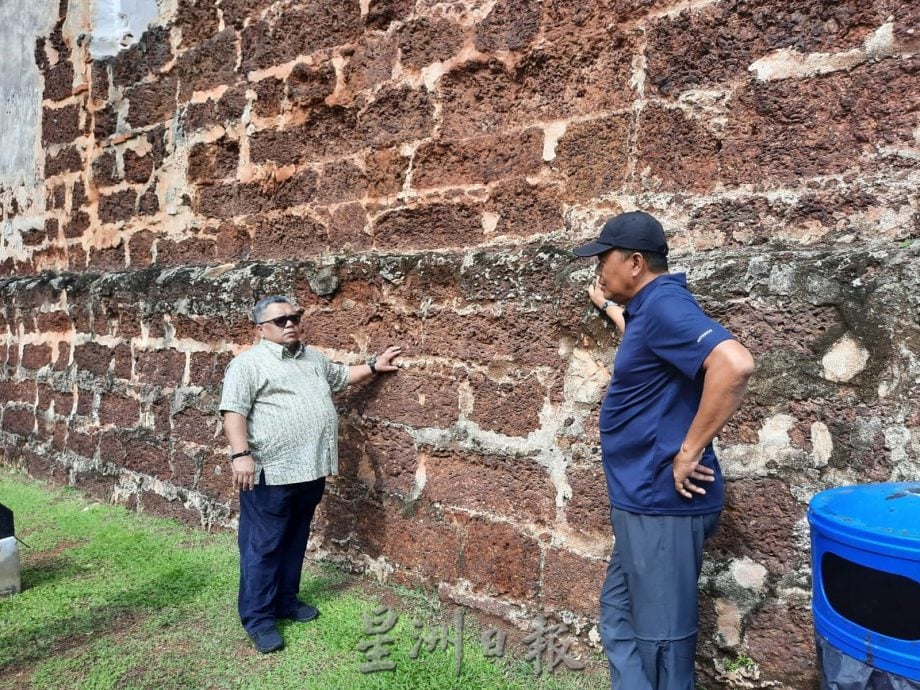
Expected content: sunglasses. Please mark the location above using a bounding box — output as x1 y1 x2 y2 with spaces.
258 310 304 328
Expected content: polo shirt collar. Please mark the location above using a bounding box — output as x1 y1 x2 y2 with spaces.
260 338 304 360
623 273 687 322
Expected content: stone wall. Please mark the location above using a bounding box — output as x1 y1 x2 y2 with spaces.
1 1 919 687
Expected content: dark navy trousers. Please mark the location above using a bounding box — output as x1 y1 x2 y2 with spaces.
600 508 720 690
237 473 326 635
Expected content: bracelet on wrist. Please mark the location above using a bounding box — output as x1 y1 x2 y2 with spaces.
231 450 252 460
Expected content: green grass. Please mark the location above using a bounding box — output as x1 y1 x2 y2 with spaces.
0 469 606 689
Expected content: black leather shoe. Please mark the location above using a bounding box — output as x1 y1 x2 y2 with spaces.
248 627 284 653
281 602 319 623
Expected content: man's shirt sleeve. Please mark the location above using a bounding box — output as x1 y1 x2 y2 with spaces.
321 353 349 393
644 290 734 380
219 358 257 417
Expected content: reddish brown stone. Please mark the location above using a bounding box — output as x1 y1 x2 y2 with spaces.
137 491 201 528
98 189 137 224
124 150 154 184
396 18 465 69
638 105 721 194
68 430 99 458
94 105 117 140
425 450 556 524
413 128 545 190
112 26 171 87
174 29 238 100
365 0 414 30
287 62 336 108
317 160 367 203
188 138 240 183
194 168 318 218
250 77 285 118
461 516 541 599
565 464 610 536
43 59 74 101
35 310 71 332
340 35 397 99
350 366 459 428
128 230 155 267
172 407 219 446
746 601 817 687
373 201 483 250
91 150 119 187
155 237 217 265
42 104 83 145
63 210 90 239
48 184 66 210
91 59 111 103
646 0 913 96
468 372 544 437
175 0 221 46
124 435 171 478
73 341 112 375
249 107 361 165
475 0 540 53
135 348 186 387
0 381 34 404
113 344 132 379
214 222 253 261
484 178 564 238
328 202 371 251
359 85 435 149
45 146 82 177
98 393 140 428
188 350 236 388
220 0 275 28
247 211 328 258
553 114 631 200
138 189 159 216
240 2 362 73
706 478 805 574
542 548 607 615
1 409 35 436
126 76 178 128
354 498 461 582
21 344 52 370
362 149 405 198
721 58 920 185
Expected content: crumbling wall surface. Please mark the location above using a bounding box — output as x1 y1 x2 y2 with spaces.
1 0 919 686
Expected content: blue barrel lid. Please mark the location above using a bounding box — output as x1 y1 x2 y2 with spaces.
808 483 920 559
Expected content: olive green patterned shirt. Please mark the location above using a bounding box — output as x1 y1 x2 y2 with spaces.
219 339 349 485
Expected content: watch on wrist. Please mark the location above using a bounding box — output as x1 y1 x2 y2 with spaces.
368 356 378 374
599 300 615 311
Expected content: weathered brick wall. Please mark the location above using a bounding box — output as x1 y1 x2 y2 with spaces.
1 0 919 686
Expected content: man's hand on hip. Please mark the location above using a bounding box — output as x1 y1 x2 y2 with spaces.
232 455 256 491
673 444 714 499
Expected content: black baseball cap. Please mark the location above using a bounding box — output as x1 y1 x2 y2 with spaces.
573 211 669 257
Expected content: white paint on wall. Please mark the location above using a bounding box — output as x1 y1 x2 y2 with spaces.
89 0 160 58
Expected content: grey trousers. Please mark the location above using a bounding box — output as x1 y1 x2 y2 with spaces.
600 508 720 690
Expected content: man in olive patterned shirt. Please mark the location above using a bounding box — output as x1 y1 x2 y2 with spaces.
220 295 402 653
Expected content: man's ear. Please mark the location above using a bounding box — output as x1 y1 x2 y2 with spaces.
630 251 644 275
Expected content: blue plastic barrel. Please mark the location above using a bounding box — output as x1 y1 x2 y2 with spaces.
809 482 920 681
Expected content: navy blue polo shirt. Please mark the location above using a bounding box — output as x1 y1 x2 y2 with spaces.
600 273 733 516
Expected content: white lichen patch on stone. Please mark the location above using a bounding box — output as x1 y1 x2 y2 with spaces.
730 557 768 592
542 121 567 162
721 413 810 477
748 23 898 82
821 335 869 382
810 421 833 466
564 348 610 405
715 598 742 647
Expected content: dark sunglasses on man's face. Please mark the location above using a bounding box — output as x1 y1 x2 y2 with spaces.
258 311 303 328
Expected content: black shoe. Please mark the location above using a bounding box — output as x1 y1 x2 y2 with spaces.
281 602 319 623
248 627 284 653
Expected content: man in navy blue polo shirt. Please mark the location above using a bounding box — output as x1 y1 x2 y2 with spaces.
574 211 755 690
